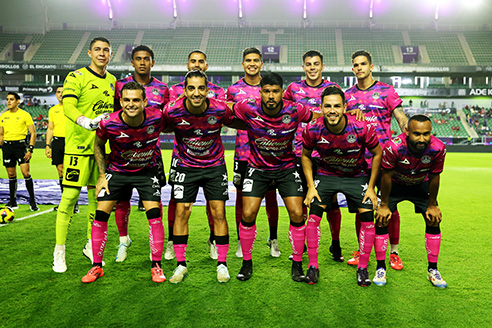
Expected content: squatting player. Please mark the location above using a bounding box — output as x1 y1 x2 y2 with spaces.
227 47 280 258
113 45 169 262
302 86 382 286
233 72 320 282
52 37 116 273
166 49 226 261
375 114 446 288
82 82 167 283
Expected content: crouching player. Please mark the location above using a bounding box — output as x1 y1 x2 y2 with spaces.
81 82 167 283
302 86 382 286
375 114 447 288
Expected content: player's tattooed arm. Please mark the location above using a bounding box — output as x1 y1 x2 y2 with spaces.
393 106 409 132
94 135 109 196
425 173 442 227
376 168 395 227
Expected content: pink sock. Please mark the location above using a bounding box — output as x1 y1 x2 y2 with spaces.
306 214 322 268
355 213 361 243
239 223 257 261
173 243 187 262
265 190 279 227
389 210 401 245
425 233 441 263
115 201 131 237
216 243 229 263
92 220 108 264
375 233 389 261
327 208 341 241
206 201 214 233
148 218 165 261
358 221 375 269
289 223 306 262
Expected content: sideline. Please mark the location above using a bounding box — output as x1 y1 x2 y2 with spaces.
0 207 54 228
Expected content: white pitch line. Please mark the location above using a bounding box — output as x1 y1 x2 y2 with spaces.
0 207 54 228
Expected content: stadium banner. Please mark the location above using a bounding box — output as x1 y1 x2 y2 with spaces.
13 43 30 61
401 46 419 63
0 85 54 94
262 46 280 63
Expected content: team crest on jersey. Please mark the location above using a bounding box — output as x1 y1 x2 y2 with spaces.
207 90 215 98
393 137 402 144
134 141 142 148
421 155 431 164
147 125 155 134
372 92 380 100
347 134 357 143
169 101 176 108
282 114 291 124
208 116 217 125
152 88 159 96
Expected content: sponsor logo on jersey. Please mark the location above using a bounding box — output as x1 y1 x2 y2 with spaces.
319 137 330 144
252 116 264 122
237 89 246 95
208 128 220 134
297 88 306 94
116 132 130 139
399 158 410 165
281 128 296 134
349 95 356 102
75 70 82 76
69 73 76 78
177 119 190 125
91 84 99 89
65 168 80 182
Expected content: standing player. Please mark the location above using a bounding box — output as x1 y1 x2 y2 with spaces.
0 92 39 211
82 82 167 283
112 45 169 262
166 50 226 261
164 70 240 283
233 72 319 282
375 114 446 288
52 37 116 273
340 50 408 270
284 50 343 261
302 86 382 286
45 86 79 213
227 47 280 258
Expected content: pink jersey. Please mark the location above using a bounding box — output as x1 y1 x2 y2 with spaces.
227 78 261 161
234 98 312 170
381 133 446 186
163 98 234 168
284 79 340 157
169 81 226 102
97 108 166 173
303 115 379 177
345 81 402 146
115 75 170 111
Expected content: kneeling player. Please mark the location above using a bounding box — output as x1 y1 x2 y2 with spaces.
376 114 447 288
81 82 167 283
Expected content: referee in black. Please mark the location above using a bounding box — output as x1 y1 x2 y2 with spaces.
0 92 39 211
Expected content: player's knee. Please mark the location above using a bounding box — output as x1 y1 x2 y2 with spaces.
146 207 161 220
359 211 374 222
95 210 110 222
375 226 389 235
241 207 258 222
61 187 81 204
288 208 304 223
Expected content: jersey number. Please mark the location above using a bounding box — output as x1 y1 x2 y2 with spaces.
175 172 186 183
69 156 79 166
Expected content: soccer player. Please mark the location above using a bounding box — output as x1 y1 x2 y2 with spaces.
375 114 446 288
302 86 382 286
52 37 116 273
163 70 239 283
233 72 319 282
81 82 167 283
45 86 79 213
227 47 280 258
112 45 169 262
341 50 408 270
166 50 226 261
0 92 39 211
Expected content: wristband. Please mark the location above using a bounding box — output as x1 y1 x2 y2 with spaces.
46 144 51 148
28 145 34 153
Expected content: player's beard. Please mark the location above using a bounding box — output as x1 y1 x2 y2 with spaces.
408 138 430 154
261 100 281 114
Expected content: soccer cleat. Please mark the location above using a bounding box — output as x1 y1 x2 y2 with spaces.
217 264 230 283
53 249 67 273
389 253 403 270
6 201 18 210
236 261 253 281
207 238 218 260
235 242 243 258
30 202 39 212
357 267 372 287
82 240 105 266
267 237 281 257
305 265 319 285
151 264 166 283
169 265 188 284
138 199 145 211
164 241 176 260
73 204 80 214
291 261 306 282
329 245 344 262
373 268 387 286
427 269 447 288
115 237 132 262
53 206 58 211
347 251 360 266
81 266 104 283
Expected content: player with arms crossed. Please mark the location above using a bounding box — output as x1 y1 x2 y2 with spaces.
112 45 169 262
227 47 281 258
375 114 446 288
302 86 382 286
234 72 319 282
52 37 116 273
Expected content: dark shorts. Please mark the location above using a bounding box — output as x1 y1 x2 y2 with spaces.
97 168 162 202
242 166 303 199
233 160 248 188
311 175 374 213
388 181 431 214
155 149 166 188
2 140 28 167
296 156 319 193
51 137 65 166
172 164 229 203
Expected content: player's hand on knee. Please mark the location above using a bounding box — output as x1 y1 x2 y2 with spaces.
376 205 392 227
96 177 109 198
425 205 442 227
304 187 321 207
363 188 378 210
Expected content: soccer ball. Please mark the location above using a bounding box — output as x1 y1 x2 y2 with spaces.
0 206 15 224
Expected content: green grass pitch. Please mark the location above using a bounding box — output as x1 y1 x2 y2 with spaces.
1 150 491 327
